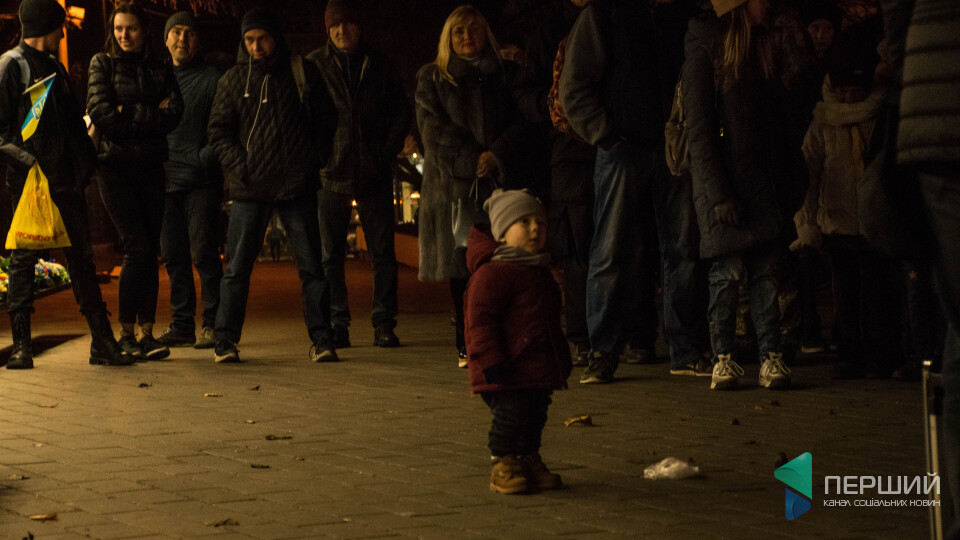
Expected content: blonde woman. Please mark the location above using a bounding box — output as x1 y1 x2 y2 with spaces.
683 0 792 390
415 5 527 366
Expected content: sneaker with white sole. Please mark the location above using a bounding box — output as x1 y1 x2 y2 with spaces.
710 353 743 390
670 356 713 377
194 326 216 349
458 349 468 368
759 352 791 389
214 340 241 363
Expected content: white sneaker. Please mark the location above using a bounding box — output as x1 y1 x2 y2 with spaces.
710 354 743 390
458 350 468 368
759 352 792 389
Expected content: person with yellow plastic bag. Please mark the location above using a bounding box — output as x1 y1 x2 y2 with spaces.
0 0 133 369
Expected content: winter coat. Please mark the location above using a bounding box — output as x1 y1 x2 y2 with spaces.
886 0 960 164
414 50 528 281
683 14 783 259
165 59 222 192
464 226 571 394
512 0 595 204
207 39 336 203
795 78 884 244
0 44 95 193
307 42 410 198
86 51 183 164
558 0 667 149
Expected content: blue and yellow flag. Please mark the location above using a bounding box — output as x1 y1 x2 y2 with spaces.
20 73 55 142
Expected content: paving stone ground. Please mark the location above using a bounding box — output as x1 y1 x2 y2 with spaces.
0 258 933 539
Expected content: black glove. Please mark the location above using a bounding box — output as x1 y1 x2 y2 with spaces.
714 200 741 227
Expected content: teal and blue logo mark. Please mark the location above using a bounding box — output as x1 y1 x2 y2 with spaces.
775 452 813 520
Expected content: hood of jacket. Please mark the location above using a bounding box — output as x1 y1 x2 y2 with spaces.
466 225 500 274
684 8 723 59
813 76 886 127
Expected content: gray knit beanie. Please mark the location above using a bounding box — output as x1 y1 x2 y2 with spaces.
19 0 65 39
483 189 546 241
165 11 197 40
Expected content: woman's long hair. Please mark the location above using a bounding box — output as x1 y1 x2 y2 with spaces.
434 5 501 84
103 1 148 56
717 3 775 91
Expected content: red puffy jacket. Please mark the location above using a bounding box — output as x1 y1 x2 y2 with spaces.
464 226 572 394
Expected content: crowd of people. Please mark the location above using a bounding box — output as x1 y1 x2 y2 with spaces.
0 0 958 514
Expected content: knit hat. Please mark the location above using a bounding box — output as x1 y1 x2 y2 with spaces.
710 0 748 18
325 0 362 32
164 11 197 40
241 8 279 38
19 0 66 39
801 0 843 30
483 189 547 241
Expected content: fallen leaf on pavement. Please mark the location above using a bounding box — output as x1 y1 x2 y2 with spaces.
249 385 260 391
730 418 740 426
29 513 56 521
770 400 781 406
204 393 221 398
265 435 292 441
139 383 151 388
33 443 43 447
38 403 57 408
564 415 593 427
754 405 764 411
209 518 239 527
294 457 305 461
245 420 255 424
250 464 270 469
8 474 28 480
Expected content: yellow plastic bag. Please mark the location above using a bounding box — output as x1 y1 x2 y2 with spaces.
5 162 70 250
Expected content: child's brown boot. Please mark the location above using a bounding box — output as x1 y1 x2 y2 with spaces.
489 455 530 494
522 453 562 490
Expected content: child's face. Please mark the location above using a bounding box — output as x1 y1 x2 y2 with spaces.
501 213 547 253
835 86 868 104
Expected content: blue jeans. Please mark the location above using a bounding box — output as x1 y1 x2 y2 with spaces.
707 244 780 360
652 172 706 369
317 189 398 329
214 198 332 345
586 143 659 359
160 186 223 332
918 168 960 527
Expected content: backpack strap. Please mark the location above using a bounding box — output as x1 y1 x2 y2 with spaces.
0 48 31 93
291 54 308 103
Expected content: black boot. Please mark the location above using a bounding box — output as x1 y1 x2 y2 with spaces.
7 311 34 369
85 312 134 366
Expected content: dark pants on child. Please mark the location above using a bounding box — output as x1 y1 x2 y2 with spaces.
825 234 901 371
481 390 552 457
6 189 107 316
160 186 223 333
317 189 399 330
98 162 165 325
451 278 467 353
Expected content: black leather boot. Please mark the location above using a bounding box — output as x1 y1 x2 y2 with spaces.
7 311 33 369
85 312 134 366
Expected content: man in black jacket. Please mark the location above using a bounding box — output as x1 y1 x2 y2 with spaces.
207 8 337 364
307 0 410 349
0 0 132 368
156 11 223 350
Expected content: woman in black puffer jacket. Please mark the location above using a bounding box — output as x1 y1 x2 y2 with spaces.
87 1 183 360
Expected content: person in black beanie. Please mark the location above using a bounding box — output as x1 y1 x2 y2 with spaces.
0 0 133 369
155 11 224 350
207 8 339 364
307 0 410 349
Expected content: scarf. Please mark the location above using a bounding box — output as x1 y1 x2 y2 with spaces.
812 76 886 179
491 245 551 267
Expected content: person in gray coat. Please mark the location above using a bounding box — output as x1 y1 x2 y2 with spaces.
156 11 223 350
308 0 410 350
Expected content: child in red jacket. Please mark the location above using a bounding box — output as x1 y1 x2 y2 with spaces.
464 189 572 494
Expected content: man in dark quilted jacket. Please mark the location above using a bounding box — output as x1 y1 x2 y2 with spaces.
207 8 338 364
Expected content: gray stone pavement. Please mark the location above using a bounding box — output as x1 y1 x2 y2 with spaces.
0 259 932 539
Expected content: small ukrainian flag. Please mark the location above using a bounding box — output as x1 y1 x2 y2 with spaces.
20 73 55 142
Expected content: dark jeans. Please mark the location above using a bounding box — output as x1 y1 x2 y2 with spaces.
481 390 552 457
797 247 825 342
6 189 107 317
708 243 780 359
98 162 165 325
317 189 398 329
902 259 944 363
652 173 706 368
549 201 593 348
451 277 467 352
825 235 901 370
214 197 332 345
160 186 223 332
587 143 659 358
918 168 960 526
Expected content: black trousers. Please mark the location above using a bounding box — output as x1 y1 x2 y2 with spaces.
7 188 107 317
98 162 165 325
481 390 552 457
